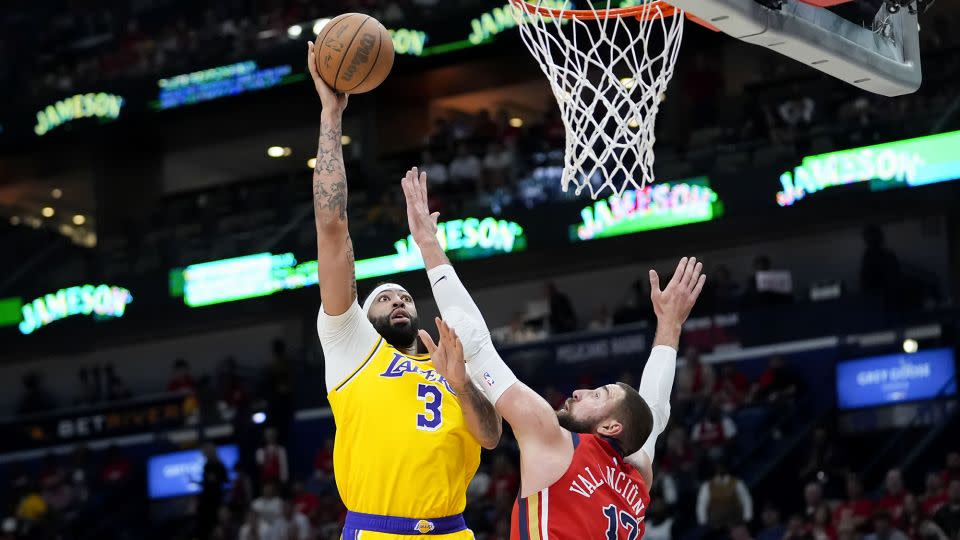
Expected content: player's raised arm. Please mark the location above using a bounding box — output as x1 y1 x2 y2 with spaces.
626 257 706 485
308 41 354 316
402 167 502 448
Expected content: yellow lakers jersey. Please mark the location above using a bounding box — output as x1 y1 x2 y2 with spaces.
327 336 482 519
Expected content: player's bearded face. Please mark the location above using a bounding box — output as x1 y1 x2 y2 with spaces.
555 388 614 434
368 294 420 348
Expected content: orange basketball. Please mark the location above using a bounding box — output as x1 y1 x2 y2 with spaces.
314 13 395 94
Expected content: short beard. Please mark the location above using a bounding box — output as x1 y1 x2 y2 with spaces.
371 314 420 351
556 409 595 434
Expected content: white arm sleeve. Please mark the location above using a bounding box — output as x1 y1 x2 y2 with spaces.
629 345 677 463
425 265 518 404
317 302 381 392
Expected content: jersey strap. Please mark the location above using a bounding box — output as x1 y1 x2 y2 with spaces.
343 511 467 536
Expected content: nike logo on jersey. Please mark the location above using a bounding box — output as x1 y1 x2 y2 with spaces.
432 275 447 287
380 353 457 394
568 463 647 516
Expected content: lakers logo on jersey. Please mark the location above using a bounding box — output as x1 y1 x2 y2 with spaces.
414 520 435 534
380 352 457 394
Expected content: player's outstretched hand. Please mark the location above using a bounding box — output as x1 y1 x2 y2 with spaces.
307 40 348 116
419 317 468 393
649 256 706 328
401 167 440 245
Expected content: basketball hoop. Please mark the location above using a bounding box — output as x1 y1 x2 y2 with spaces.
510 0 685 199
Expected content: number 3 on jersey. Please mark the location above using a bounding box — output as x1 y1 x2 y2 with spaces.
603 505 639 540
416 384 443 431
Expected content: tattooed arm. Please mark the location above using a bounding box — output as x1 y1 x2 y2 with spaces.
307 40 356 316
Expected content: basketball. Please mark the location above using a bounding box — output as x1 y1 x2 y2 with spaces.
314 13 395 94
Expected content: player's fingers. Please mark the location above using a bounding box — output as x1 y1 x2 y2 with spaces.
692 274 707 299
688 261 703 292
681 257 697 288
306 41 320 79
418 329 437 354
430 212 440 226
672 257 688 287
649 269 661 295
454 336 464 359
419 170 428 199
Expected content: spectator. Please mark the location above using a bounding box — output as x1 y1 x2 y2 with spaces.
705 264 741 314
758 504 787 540
489 454 520 503
690 403 737 460
902 494 926 540
944 453 960 486
866 511 910 540
545 282 578 334
239 510 269 540
291 481 319 522
421 150 449 190
227 463 254 515
880 469 908 523
467 465 492 505
812 504 838 540
313 437 334 481
216 506 239 540
106 365 133 401
714 364 750 412
449 144 483 188
75 367 100 405
932 480 960 539
923 472 948 517
256 427 289 487
474 109 499 144
426 118 452 157
860 225 902 309
661 426 698 477
804 482 825 519
99 445 133 491
613 279 655 325
251 482 284 527
785 513 815 540
834 473 874 531
676 345 716 419
268 339 294 443
17 372 55 415
798 428 841 484
645 499 676 540
696 461 754 533
483 141 513 188
168 358 196 393
587 305 613 331
15 478 47 524
268 501 310 540
743 255 793 309
198 443 229 540
753 356 800 407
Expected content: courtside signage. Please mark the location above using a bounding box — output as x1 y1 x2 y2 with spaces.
776 129 960 206
34 93 124 136
468 0 571 45
176 217 526 307
18 284 133 335
836 348 957 410
571 177 722 241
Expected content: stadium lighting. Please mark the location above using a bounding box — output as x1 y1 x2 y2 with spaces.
509 117 524 128
9 216 20 225
307 157 317 169
313 18 331 35
252 412 267 424
41 207 55 218
51 188 62 199
627 118 640 129
73 214 86 225
287 24 303 38
903 338 919 353
341 135 352 146
619 77 636 90
267 146 290 158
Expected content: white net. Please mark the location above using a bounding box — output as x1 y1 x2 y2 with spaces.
511 0 684 199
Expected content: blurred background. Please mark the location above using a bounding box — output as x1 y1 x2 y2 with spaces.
1 0 959 539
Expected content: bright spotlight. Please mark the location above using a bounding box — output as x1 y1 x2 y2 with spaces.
252 412 267 424
267 146 289 158
903 339 918 353
307 157 317 169
51 188 62 199
620 77 636 90
9 216 20 225
42 207 55 218
73 214 86 225
287 25 303 38
341 135 352 146
509 117 524 128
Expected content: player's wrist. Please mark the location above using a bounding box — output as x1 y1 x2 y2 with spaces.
652 321 682 348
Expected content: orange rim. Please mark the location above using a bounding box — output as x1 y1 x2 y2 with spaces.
509 0 680 20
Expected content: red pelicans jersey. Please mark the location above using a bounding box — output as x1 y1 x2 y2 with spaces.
511 433 650 540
